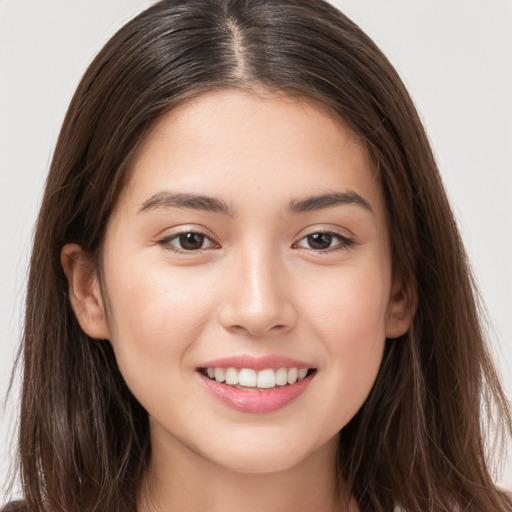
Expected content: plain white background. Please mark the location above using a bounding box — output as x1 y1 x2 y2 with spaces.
1 0 511 498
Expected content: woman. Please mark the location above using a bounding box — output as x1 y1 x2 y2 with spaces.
4 0 511 510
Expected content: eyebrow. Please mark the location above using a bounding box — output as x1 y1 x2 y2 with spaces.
138 192 236 216
138 190 373 216
288 191 373 214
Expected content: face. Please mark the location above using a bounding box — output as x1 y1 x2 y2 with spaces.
64 89 411 475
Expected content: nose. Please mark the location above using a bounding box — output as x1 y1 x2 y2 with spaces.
218 248 298 337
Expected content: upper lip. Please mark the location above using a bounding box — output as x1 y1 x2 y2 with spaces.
198 354 315 371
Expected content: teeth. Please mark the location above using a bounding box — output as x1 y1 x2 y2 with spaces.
214 368 225 383
225 367 238 385
257 369 275 388
275 368 288 386
287 368 298 384
204 367 313 389
238 368 256 387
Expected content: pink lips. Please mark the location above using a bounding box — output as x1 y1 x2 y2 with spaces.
197 355 316 413
200 354 312 370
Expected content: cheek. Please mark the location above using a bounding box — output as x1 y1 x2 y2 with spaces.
101 261 224 425
301 262 389 417
103 257 216 380
305 261 390 343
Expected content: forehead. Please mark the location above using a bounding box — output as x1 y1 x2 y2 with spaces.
117 89 383 218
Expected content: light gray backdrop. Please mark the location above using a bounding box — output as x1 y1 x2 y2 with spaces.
1 0 511 498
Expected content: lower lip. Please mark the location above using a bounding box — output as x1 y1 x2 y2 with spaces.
198 371 315 413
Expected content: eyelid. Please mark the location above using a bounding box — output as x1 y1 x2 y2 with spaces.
156 225 220 253
294 223 356 239
154 224 357 254
292 227 357 252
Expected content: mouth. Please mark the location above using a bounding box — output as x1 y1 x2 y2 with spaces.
196 356 318 413
198 366 317 390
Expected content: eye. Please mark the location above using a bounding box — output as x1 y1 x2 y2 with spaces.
158 231 217 252
294 231 354 251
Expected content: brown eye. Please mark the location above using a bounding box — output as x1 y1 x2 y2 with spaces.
307 233 333 250
179 232 206 250
159 231 217 252
294 231 355 252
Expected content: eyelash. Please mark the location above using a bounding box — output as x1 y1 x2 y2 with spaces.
157 229 356 254
292 230 356 253
157 228 218 254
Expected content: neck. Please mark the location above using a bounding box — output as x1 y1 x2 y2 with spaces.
137 429 357 512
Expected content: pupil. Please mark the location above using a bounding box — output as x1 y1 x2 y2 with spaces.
308 233 332 249
180 232 204 250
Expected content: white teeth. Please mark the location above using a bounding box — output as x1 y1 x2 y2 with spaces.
225 367 238 385
275 367 288 386
205 367 313 389
287 368 298 384
238 368 257 387
257 369 276 388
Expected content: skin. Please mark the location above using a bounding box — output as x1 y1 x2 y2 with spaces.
62 89 413 512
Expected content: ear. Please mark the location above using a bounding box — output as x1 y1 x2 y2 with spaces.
61 243 110 340
385 274 417 339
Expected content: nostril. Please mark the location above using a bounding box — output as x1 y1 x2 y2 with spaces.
232 323 290 336
218 297 298 336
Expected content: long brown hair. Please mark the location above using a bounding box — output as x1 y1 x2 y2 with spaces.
6 0 511 510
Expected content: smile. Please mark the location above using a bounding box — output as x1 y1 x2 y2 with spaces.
197 355 317 413
200 367 315 389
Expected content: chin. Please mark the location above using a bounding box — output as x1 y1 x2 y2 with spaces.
212 449 308 475
200 430 337 475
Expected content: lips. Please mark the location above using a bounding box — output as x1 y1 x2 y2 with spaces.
200 354 313 370
197 355 317 413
